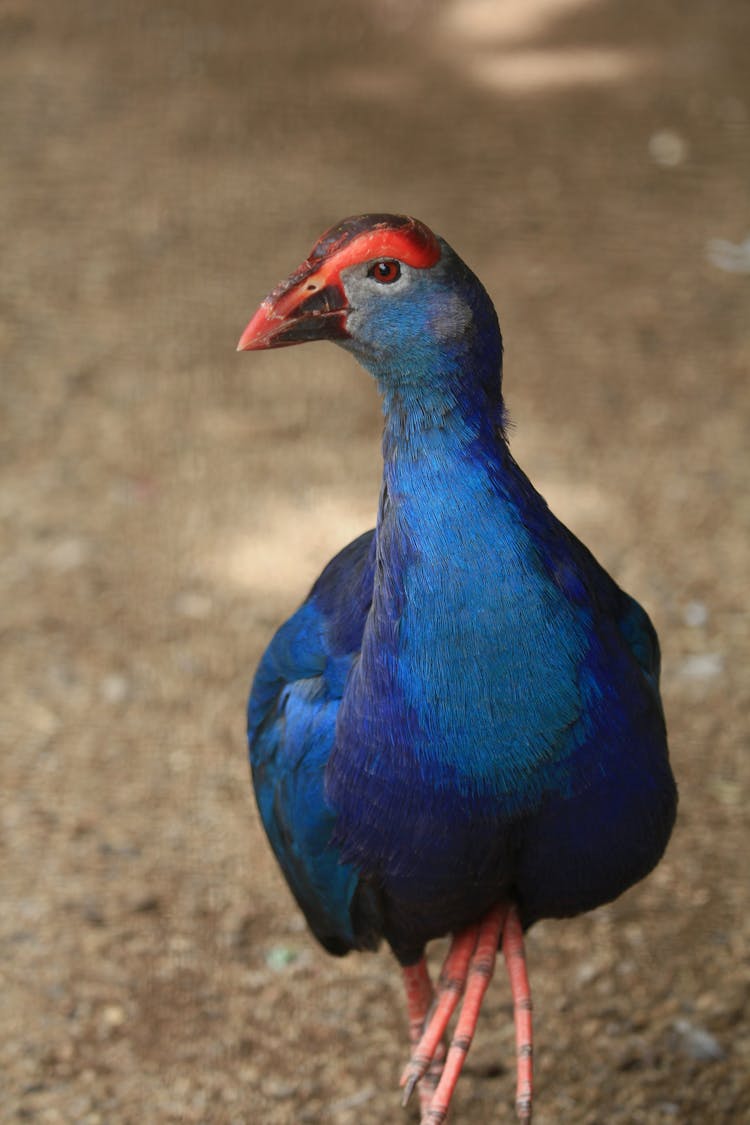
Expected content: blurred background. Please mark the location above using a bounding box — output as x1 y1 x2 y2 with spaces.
2 2 748 1122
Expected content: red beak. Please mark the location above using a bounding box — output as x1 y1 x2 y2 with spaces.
237 260 349 351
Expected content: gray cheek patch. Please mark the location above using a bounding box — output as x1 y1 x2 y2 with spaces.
427 292 472 342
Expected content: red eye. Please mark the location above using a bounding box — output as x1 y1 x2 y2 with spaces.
368 259 401 284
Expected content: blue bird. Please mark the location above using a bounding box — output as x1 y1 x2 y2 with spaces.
238 215 677 1123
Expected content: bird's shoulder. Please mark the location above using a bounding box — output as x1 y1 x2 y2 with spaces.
248 528 375 736
500 451 661 687
543 514 662 692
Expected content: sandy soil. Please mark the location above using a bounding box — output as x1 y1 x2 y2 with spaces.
2 2 748 1122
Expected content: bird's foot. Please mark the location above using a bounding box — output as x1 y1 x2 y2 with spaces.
400 903 533 1124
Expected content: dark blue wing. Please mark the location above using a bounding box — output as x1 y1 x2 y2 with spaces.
247 530 382 955
614 589 662 694
510 505 674 925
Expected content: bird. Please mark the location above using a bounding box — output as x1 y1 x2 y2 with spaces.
237 214 677 1123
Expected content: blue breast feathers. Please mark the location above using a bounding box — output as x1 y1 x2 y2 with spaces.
324 428 673 937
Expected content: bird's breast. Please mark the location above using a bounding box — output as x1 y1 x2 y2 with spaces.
326 452 590 891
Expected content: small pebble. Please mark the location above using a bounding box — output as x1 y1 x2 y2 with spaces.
328 1085 377 1111
706 235 750 274
649 129 688 167
46 537 90 572
168 748 191 773
672 1018 725 1062
100 674 130 703
101 1004 125 1028
683 601 708 628
174 591 213 619
261 1077 298 1099
678 652 723 680
265 945 299 972
575 961 599 986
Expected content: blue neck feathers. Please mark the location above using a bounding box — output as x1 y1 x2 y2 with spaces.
330 315 587 817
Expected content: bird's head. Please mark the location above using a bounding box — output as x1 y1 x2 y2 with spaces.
238 214 502 397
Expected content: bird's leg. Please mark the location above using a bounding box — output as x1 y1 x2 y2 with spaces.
400 924 479 1105
401 903 533 1123
502 904 533 1122
403 958 435 1045
402 959 444 1115
421 904 508 1125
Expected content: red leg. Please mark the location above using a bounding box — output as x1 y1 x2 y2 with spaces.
400 925 479 1105
402 960 445 1115
421 904 507 1125
502 904 533 1122
403 959 435 1046
400 902 534 1123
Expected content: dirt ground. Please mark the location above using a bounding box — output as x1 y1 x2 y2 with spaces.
2 2 748 1122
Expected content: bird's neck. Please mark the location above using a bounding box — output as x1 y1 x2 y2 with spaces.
378 355 507 467
371 371 527 657
377 362 510 514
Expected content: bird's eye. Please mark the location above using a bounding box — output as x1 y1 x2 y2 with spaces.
368 260 401 284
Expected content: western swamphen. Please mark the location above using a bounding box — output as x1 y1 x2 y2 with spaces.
238 215 677 1122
